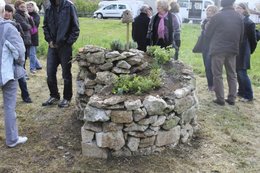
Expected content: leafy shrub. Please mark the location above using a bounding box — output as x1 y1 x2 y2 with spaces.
126 41 138 50
110 40 125 51
147 46 175 65
113 68 161 95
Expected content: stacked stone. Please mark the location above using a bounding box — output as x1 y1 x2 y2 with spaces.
76 45 199 159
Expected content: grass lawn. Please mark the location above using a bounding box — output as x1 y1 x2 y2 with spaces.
38 18 260 86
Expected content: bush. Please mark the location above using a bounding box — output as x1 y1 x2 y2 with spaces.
110 40 125 52
147 46 175 65
75 0 99 17
113 68 161 95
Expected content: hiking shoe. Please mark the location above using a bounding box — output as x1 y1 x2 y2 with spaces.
225 99 235 105
8 136 28 148
23 97 32 103
213 99 225 106
239 98 253 103
58 99 70 108
42 97 60 106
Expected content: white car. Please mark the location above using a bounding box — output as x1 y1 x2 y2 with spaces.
93 3 131 19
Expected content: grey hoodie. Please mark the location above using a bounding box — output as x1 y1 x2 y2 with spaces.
0 18 26 86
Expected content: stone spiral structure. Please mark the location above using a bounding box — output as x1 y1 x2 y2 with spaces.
75 45 199 158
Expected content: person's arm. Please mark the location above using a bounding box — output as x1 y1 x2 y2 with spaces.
248 22 257 54
6 24 25 65
34 13 41 28
66 5 80 45
42 9 52 43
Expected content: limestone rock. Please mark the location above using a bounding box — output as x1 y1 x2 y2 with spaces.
85 51 105 64
116 60 131 69
133 108 147 122
103 96 125 105
143 95 168 115
112 67 130 74
111 110 133 124
127 137 140 151
81 127 94 142
84 105 110 122
124 99 142 110
76 80 85 95
88 95 105 108
174 96 195 114
83 121 102 132
155 126 181 147
126 56 142 65
105 51 120 59
96 131 125 150
139 136 156 148
82 141 108 159
121 51 136 57
152 115 166 127
99 62 113 71
96 71 118 85
124 122 148 132
138 115 158 125
102 122 123 132
162 116 180 130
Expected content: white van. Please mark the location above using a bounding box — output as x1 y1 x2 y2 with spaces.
93 2 131 19
177 0 215 22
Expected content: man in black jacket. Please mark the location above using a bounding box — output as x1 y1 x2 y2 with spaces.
42 0 80 108
205 0 243 106
132 5 151 52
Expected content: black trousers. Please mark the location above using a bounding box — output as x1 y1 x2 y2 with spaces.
46 44 72 100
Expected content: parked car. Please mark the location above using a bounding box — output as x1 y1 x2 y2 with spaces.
93 2 131 19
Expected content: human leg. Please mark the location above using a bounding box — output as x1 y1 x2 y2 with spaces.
224 54 237 103
18 77 32 103
211 54 225 103
203 50 213 90
2 80 19 145
29 46 37 72
59 45 73 101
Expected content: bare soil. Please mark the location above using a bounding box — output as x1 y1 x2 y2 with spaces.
0 60 259 173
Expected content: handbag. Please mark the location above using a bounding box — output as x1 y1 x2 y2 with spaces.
192 33 204 53
30 26 38 35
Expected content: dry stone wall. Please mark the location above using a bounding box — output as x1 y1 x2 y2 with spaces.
76 45 199 158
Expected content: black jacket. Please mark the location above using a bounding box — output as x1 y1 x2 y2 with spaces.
29 11 40 46
132 13 150 52
43 0 80 47
205 7 244 56
147 12 180 48
14 9 33 46
236 16 257 70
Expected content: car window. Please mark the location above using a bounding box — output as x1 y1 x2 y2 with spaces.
104 4 117 10
118 5 126 10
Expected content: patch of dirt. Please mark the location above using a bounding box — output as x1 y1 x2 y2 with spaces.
0 60 260 172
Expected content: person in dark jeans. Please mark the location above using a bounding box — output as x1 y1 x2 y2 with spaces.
235 3 257 102
201 5 218 91
4 3 32 103
42 0 80 108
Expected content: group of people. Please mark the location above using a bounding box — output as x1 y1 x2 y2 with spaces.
0 0 258 148
132 0 181 60
200 0 258 106
0 0 79 147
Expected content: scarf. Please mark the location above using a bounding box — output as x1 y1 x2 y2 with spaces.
157 12 168 39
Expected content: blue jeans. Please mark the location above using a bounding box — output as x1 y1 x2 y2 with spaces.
47 44 72 100
29 46 42 71
237 69 253 100
2 80 19 146
202 50 213 88
18 77 30 100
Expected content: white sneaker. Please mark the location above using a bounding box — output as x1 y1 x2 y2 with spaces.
8 136 28 148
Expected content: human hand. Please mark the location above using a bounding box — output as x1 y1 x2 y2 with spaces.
49 41 55 48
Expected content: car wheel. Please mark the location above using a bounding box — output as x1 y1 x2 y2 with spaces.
97 13 103 19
